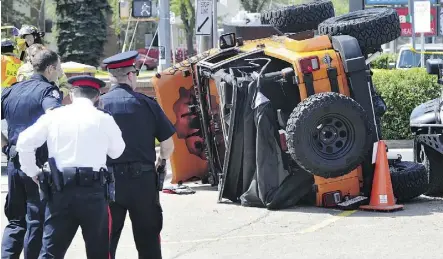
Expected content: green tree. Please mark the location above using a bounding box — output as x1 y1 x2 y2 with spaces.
171 0 196 56
108 0 122 36
55 0 111 66
240 0 269 12
1 0 43 28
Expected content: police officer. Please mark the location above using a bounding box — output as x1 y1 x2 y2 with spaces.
1 39 22 88
100 51 175 259
15 75 126 259
1 49 63 258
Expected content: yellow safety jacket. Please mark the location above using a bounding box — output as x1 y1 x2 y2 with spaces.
1 54 22 87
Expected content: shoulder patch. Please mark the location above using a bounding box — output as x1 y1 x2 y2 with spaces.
51 89 61 99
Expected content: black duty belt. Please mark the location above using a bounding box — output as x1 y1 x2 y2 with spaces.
62 167 102 181
57 167 103 188
110 162 155 178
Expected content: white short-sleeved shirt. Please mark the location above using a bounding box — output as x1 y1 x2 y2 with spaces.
16 97 126 177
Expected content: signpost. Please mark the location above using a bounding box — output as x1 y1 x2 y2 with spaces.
158 0 172 70
170 11 176 65
439 7 443 35
414 0 431 68
196 0 213 36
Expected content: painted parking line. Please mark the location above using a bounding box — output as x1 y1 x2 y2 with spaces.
162 210 357 245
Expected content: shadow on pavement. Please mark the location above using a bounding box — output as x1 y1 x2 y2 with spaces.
186 185 218 191
346 196 443 217
214 195 443 217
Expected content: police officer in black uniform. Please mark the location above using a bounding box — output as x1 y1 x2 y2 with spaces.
100 51 176 259
1 49 63 258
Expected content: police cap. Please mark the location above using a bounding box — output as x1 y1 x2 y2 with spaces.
67 75 106 90
103 50 138 69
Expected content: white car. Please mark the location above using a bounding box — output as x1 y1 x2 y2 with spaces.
392 44 443 69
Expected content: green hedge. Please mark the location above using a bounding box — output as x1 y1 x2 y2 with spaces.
372 68 442 140
371 53 398 69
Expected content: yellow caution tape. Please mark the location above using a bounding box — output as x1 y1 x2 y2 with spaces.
408 47 443 55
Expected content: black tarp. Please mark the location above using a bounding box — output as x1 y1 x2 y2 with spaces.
216 74 315 210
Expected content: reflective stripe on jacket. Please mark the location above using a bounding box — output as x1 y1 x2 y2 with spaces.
1 54 22 87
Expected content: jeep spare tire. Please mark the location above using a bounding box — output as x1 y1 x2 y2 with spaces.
318 8 401 54
261 0 335 33
390 160 428 202
286 92 372 178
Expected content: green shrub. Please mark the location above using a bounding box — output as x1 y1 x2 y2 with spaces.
371 53 398 69
372 68 442 140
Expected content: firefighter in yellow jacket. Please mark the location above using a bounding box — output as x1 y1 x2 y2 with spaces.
1 39 22 88
15 26 69 97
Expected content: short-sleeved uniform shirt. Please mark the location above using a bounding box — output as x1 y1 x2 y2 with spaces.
100 84 175 165
1 74 62 161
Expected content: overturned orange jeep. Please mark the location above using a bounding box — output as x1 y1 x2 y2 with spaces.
153 1 430 210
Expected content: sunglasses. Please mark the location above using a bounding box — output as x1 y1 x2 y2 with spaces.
127 66 140 76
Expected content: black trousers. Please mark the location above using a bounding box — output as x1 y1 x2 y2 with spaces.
1 161 44 259
39 183 109 259
109 166 163 259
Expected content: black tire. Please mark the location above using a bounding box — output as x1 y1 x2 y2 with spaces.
261 0 335 33
417 143 443 197
390 161 428 202
285 92 372 178
318 8 401 54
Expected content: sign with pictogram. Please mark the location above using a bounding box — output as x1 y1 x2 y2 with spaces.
132 0 152 18
196 0 212 36
396 7 437 37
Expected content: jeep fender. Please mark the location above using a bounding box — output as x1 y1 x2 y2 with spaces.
410 97 442 126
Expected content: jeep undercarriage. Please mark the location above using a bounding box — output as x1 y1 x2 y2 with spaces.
153 2 442 210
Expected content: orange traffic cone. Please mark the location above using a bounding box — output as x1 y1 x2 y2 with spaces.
360 140 404 212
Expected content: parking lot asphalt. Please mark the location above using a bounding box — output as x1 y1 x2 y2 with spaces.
1 148 442 259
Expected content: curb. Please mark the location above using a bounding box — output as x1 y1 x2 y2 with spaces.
384 140 413 149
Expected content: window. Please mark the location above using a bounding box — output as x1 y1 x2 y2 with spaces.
398 49 443 68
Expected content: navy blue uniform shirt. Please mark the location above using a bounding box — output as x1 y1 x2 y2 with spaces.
1 74 62 165
100 84 175 165
1 74 62 146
